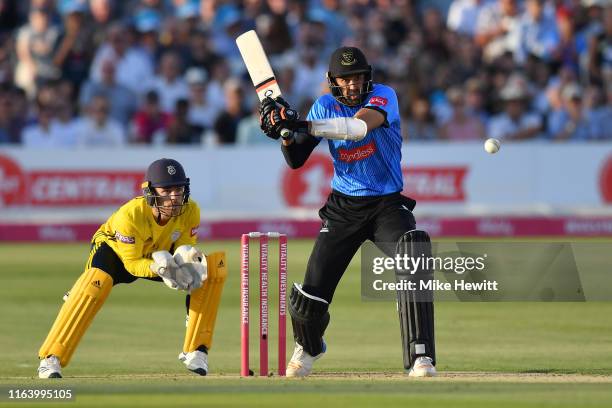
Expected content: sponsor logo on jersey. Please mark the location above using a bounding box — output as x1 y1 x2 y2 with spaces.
338 141 377 163
368 96 388 106
191 226 198 237
171 230 181 242
115 231 135 244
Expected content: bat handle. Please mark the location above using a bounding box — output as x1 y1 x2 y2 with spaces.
280 129 293 140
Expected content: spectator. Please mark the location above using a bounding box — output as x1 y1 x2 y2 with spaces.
132 8 161 61
292 46 327 106
0 91 12 144
79 59 138 127
583 84 611 139
440 86 486 140
261 11 294 56
34 81 59 113
50 97 78 145
130 90 171 144
15 6 62 96
0 86 29 144
579 0 606 44
464 77 490 125
510 0 560 64
73 94 125 146
53 1 94 90
174 1 201 45
212 79 249 145
475 0 522 62
236 102 272 145
0 0 20 36
421 7 451 63
548 82 593 140
166 99 199 144
89 22 154 96
22 103 74 147
89 0 115 48
0 17 13 83
447 0 492 37
488 73 543 140
402 95 439 141
185 67 217 132
552 7 580 72
0 0 607 149
205 59 230 114
586 5 612 86
185 30 220 75
145 51 189 113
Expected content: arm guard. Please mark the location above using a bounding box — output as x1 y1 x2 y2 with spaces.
309 117 368 141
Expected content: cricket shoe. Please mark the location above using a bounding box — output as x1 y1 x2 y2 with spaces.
286 342 326 378
408 356 436 377
178 350 208 376
38 355 62 379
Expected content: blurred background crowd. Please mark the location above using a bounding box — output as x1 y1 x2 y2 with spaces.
0 0 610 147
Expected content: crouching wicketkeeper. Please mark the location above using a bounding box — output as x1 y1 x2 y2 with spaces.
37 158 227 378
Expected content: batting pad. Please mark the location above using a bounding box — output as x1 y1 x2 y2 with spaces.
183 251 227 353
38 268 113 367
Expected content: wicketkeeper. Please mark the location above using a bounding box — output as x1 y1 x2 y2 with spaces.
259 47 436 377
37 158 227 378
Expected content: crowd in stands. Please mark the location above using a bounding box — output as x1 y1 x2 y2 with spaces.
0 0 610 147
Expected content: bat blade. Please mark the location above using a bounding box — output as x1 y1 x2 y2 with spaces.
236 30 283 101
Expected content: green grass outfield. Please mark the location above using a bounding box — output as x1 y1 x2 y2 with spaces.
1 241 612 407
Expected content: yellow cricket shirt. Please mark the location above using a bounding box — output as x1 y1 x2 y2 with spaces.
91 197 200 278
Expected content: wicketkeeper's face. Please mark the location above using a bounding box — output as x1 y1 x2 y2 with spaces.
153 186 185 218
335 74 366 104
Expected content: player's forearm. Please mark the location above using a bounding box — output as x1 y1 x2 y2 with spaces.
124 258 157 278
281 135 319 169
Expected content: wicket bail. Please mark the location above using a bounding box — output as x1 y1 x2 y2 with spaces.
240 232 287 377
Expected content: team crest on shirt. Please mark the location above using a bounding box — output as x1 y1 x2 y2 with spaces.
167 165 176 175
368 96 388 106
171 230 181 242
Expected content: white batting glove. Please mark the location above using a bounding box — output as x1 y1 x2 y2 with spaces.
151 250 190 290
173 245 208 291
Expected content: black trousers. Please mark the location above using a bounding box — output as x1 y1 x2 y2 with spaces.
302 190 417 303
88 242 194 312
88 242 162 286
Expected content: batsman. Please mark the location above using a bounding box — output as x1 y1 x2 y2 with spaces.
260 47 436 377
37 158 227 378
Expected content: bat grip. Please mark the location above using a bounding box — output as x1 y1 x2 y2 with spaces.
280 129 293 140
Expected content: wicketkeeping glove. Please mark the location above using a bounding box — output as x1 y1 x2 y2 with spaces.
173 245 207 291
151 250 192 290
259 96 300 140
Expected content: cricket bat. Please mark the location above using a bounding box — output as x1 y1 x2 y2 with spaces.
236 30 283 101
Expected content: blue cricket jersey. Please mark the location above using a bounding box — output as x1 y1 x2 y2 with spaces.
306 84 403 196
